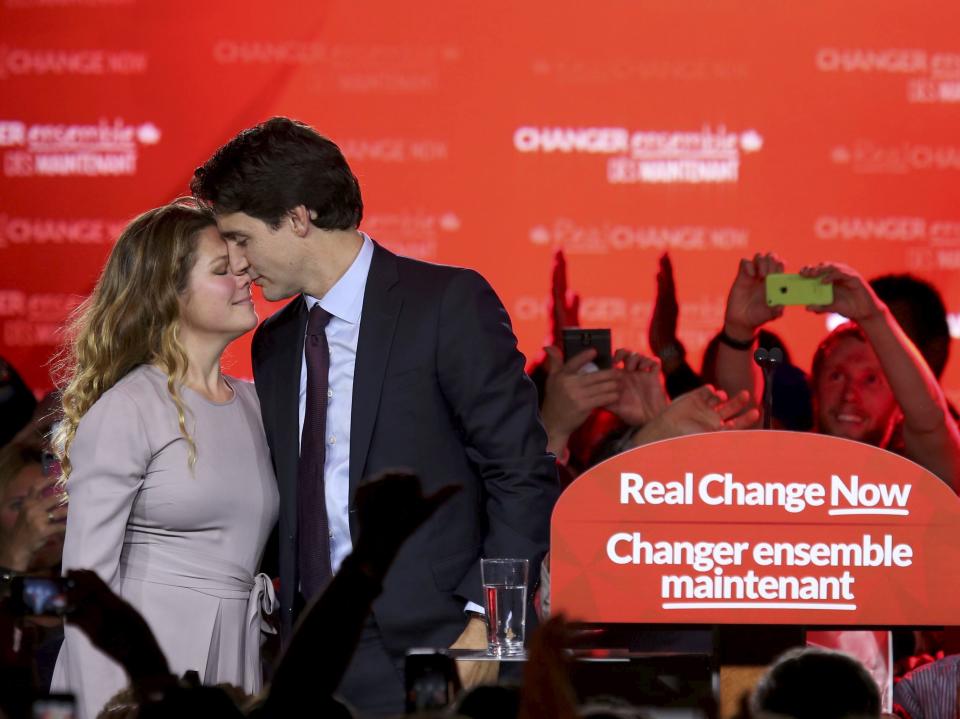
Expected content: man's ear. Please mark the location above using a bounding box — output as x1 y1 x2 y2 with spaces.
288 205 313 237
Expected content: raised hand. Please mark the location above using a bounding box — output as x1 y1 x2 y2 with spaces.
606 350 669 427
0 481 67 571
724 253 785 340
353 471 459 576
649 253 681 360
633 385 759 445
541 346 620 442
549 249 580 348
799 262 883 324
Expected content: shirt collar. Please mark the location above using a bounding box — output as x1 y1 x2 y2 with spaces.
303 232 374 324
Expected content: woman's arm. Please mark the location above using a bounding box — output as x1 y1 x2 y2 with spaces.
60 388 148 584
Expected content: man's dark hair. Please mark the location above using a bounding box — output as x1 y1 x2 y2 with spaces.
870 273 950 378
190 116 363 230
750 647 880 719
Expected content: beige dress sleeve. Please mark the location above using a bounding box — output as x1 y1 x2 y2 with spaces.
51 386 150 719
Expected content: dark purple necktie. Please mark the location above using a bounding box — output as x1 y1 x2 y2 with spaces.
298 304 333 600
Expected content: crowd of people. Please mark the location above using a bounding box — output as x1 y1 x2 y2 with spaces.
1 116 958 719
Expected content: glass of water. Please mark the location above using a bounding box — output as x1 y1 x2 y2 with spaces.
480 558 528 657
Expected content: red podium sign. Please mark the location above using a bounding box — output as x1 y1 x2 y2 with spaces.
551 431 960 625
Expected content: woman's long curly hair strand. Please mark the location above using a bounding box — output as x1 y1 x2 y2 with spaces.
52 200 216 479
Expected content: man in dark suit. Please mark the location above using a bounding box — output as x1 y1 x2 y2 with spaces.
191 117 558 715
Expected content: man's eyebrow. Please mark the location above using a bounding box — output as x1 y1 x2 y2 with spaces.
220 230 248 240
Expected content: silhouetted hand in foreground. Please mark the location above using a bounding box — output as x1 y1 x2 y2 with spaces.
265 472 459 716
352 471 461 578
518 616 579 719
66 569 171 685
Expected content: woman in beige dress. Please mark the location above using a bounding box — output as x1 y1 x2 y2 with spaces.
50 200 279 719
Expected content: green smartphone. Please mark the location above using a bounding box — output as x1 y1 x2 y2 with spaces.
765 273 833 306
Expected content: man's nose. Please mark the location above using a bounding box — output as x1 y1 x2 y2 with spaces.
841 378 858 401
234 269 251 291
227 244 249 275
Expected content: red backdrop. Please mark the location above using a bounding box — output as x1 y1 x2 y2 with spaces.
3 0 960 401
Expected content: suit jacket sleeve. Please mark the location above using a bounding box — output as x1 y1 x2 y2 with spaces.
435 269 559 605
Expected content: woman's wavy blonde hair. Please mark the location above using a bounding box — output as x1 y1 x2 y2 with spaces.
52 199 217 480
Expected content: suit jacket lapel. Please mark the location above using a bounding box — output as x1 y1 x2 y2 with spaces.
350 243 401 506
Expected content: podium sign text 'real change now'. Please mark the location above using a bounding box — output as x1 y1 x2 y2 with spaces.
550 431 960 625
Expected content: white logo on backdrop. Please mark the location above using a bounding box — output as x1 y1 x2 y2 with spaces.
0 46 147 78
513 125 763 185
0 118 161 177
830 140 960 173
0 214 127 248
527 219 749 254
816 47 960 105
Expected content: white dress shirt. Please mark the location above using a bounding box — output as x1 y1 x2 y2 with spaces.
298 233 373 574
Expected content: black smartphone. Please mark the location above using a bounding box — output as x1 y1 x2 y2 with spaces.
32 694 76 719
9 576 74 617
404 649 461 713
561 328 612 370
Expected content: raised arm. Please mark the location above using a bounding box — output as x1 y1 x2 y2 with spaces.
265 473 458 715
716 253 785 411
803 263 960 489
648 253 704 397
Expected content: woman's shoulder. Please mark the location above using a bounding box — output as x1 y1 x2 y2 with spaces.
110 364 172 404
82 365 173 423
73 366 162 449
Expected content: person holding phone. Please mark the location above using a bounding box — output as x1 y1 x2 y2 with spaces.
50 201 279 719
715 254 960 490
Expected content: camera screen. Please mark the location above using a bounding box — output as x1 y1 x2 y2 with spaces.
33 695 76 719
22 578 70 616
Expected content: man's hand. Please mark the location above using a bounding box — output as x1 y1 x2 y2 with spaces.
632 385 759 445
723 253 785 341
549 249 580 348
0 481 67 572
799 262 884 325
540 347 620 454
353 472 460 578
450 616 498 689
605 350 669 427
